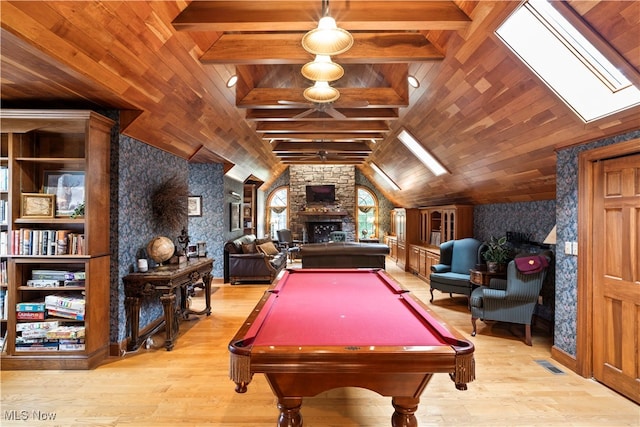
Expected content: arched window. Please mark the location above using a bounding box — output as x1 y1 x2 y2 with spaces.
356 186 378 241
266 187 288 240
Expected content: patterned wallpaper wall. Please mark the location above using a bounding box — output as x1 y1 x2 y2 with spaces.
188 163 225 279
553 129 640 357
474 200 556 244
111 127 188 343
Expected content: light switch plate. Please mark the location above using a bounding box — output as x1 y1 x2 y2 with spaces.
572 241 578 255
564 241 572 254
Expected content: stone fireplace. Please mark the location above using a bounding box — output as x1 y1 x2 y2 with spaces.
289 165 355 242
307 221 342 243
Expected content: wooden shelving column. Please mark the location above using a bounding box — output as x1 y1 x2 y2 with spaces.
0 110 114 370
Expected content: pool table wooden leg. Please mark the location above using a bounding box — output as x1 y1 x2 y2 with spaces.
277 397 302 427
391 396 419 427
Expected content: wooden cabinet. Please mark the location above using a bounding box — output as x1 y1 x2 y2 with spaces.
392 208 419 271
243 184 255 235
408 244 440 284
1 110 114 370
385 236 397 261
419 205 474 248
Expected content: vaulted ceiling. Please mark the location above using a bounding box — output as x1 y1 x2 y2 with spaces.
1 1 639 207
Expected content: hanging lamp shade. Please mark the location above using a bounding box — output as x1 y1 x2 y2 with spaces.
304 81 340 103
302 16 353 56
301 55 344 82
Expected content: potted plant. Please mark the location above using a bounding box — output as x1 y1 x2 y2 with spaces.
483 236 510 273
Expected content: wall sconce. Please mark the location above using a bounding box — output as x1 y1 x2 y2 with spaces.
229 191 241 199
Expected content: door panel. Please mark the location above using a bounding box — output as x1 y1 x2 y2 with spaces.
593 153 640 404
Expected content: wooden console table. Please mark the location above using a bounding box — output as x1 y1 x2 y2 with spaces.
123 258 213 351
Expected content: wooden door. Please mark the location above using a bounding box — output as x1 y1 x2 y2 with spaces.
592 153 640 404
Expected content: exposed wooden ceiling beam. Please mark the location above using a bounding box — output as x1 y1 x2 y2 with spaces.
173 1 472 32
238 88 408 108
272 141 372 153
280 158 366 165
263 133 386 141
277 152 369 158
245 108 399 121
256 120 390 133
200 33 444 64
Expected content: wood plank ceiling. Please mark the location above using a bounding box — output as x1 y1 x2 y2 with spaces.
1 1 639 207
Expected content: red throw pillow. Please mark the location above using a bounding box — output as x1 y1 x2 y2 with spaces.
515 255 548 274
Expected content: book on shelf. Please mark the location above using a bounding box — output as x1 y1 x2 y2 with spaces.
15 341 59 352
16 302 45 312
0 260 6 286
45 326 85 339
63 280 85 288
16 321 60 333
0 230 7 255
10 229 85 256
44 294 85 313
0 166 7 192
0 289 6 320
46 307 85 321
17 311 46 320
58 342 85 351
26 279 63 288
64 271 86 281
32 269 70 281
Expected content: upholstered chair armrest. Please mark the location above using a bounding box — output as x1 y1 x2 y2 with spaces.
482 288 507 300
489 278 507 290
431 264 451 273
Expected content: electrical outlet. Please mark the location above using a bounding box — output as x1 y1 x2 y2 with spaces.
538 295 543 305
572 241 578 256
564 241 572 255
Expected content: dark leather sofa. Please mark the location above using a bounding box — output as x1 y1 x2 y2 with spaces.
224 234 287 284
300 242 390 269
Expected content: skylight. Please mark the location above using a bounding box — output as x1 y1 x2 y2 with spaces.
370 162 400 191
397 130 448 176
496 0 640 122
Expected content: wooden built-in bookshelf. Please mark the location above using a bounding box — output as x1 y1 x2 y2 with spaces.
0 110 114 369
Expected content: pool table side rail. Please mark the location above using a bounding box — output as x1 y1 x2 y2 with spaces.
229 272 475 391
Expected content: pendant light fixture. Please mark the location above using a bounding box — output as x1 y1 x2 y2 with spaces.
301 55 344 82
302 1 353 56
304 81 340 103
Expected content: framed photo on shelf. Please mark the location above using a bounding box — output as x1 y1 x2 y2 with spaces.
21 193 55 218
230 202 241 231
188 196 202 217
43 170 85 217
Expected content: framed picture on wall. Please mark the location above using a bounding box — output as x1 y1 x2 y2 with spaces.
230 202 241 231
188 196 202 216
43 170 85 217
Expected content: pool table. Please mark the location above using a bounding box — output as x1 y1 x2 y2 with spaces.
229 269 475 427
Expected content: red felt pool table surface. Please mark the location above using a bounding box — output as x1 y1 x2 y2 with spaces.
229 268 475 427
248 269 455 347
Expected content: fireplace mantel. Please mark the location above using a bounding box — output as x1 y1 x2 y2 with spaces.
298 210 348 217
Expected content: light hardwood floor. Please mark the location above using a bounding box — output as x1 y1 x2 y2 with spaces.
1 260 638 426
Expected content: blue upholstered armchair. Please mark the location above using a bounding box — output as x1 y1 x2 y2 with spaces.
470 255 549 345
429 238 485 303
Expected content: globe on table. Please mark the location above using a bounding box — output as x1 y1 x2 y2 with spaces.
146 236 175 265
